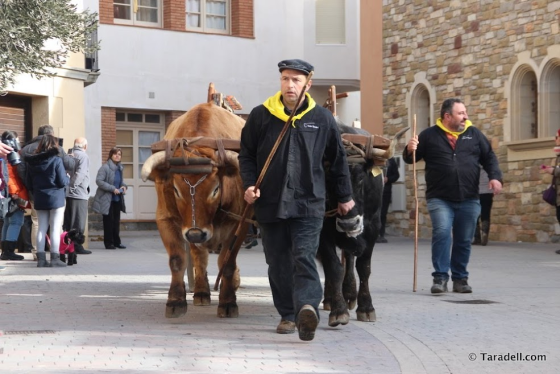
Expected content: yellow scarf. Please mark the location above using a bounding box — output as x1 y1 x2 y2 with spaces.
263 91 316 127
435 118 472 138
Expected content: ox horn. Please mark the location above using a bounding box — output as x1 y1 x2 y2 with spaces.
224 150 239 167
382 127 410 159
141 151 166 182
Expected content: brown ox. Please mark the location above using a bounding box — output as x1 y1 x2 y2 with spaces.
141 103 249 318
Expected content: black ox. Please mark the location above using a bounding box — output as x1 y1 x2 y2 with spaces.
319 124 407 326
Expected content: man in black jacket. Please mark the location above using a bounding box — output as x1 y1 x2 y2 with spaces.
239 59 355 341
403 98 502 294
377 157 400 243
18 125 75 260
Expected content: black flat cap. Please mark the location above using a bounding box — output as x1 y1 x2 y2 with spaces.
278 59 314 75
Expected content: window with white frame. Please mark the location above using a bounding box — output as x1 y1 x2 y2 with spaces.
186 0 229 34
316 0 346 44
114 0 161 27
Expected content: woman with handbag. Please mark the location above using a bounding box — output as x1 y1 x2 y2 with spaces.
0 131 30 261
542 129 560 254
92 147 127 250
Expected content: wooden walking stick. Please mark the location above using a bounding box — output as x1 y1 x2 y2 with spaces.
214 71 315 290
412 114 419 292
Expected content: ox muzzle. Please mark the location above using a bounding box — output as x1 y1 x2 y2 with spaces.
336 214 364 238
185 227 208 243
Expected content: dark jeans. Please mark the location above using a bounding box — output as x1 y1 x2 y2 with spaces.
103 201 122 247
259 217 323 323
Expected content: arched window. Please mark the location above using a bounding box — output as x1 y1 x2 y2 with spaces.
510 65 538 140
411 84 431 132
406 72 435 136
541 59 560 137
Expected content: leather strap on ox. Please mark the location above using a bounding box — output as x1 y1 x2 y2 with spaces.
150 137 241 174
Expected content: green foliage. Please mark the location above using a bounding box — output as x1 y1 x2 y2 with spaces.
0 0 99 92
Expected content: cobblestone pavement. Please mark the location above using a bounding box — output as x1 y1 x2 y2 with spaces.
0 231 559 373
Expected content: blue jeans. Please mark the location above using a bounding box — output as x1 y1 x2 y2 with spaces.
259 217 323 323
427 198 481 281
1 209 24 242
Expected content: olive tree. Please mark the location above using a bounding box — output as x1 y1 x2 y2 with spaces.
0 0 99 92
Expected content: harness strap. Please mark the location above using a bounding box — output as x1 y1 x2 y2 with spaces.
219 208 259 226
215 138 227 167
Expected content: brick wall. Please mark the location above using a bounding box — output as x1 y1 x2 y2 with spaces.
99 0 254 38
163 0 185 31
382 1 560 243
99 0 113 24
101 107 116 162
165 110 186 131
231 0 254 38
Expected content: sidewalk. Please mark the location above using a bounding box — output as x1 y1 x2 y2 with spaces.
0 232 559 373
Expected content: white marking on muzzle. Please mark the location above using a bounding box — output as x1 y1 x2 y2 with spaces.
336 215 364 238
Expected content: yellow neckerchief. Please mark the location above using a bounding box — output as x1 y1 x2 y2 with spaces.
435 118 472 138
263 91 316 127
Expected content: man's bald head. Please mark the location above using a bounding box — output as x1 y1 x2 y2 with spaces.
74 137 88 150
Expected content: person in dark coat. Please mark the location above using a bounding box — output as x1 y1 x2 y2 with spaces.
541 129 560 254
25 135 69 267
377 157 400 243
0 131 31 261
403 98 503 294
239 59 355 341
92 147 127 250
18 124 75 260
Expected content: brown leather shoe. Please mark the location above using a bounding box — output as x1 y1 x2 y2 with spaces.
276 319 296 334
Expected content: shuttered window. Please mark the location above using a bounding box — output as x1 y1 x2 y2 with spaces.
186 0 229 34
0 95 31 144
316 0 345 45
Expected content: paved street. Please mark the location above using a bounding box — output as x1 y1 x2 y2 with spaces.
1 231 559 373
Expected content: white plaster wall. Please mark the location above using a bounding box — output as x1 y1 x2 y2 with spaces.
84 0 360 191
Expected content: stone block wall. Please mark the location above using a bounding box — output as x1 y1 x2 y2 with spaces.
382 0 560 243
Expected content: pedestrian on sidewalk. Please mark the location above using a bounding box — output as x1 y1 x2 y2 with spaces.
63 137 92 256
403 98 502 294
239 59 355 341
472 167 494 246
541 128 560 255
25 135 69 267
18 124 75 260
377 157 399 243
92 147 127 250
0 131 31 261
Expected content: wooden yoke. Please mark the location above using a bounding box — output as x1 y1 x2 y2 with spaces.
323 85 391 166
207 82 243 113
323 85 349 116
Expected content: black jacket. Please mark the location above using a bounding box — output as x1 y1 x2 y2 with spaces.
382 157 400 201
239 98 352 222
25 148 69 210
403 125 502 202
18 135 75 199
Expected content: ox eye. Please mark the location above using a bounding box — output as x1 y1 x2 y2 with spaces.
173 185 181 198
212 185 220 197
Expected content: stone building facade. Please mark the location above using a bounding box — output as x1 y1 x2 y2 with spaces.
382 0 560 243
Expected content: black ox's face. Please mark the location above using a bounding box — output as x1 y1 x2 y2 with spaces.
335 161 368 239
